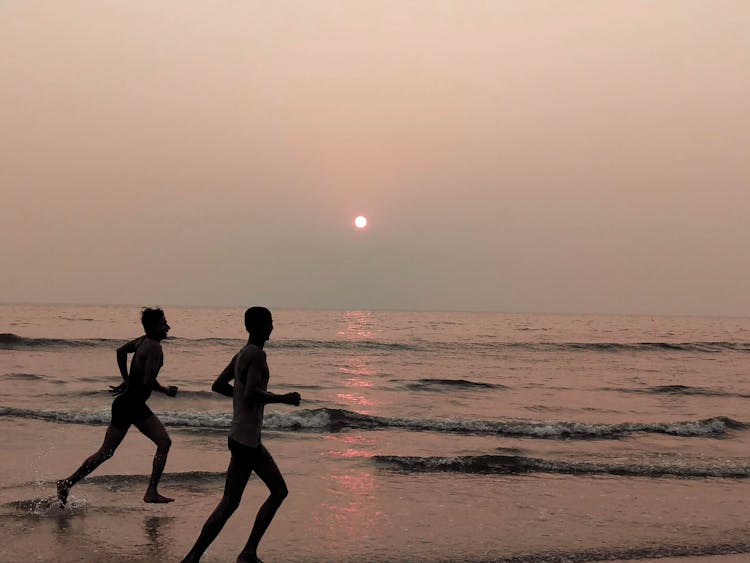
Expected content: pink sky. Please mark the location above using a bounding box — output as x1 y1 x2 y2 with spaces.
2 1 749 314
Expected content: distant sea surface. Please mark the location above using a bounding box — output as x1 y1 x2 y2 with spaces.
1 304 749 562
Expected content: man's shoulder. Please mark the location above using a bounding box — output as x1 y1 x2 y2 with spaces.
139 337 163 354
238 344 266 364
245 345 266 360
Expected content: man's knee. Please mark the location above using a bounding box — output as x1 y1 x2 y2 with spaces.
220 495 241 513
157 436 172 453
272 484 288 503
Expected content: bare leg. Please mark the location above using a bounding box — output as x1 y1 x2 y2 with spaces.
134 415 174 503
237 445 288 563
57 424 129 506
181 455 252 563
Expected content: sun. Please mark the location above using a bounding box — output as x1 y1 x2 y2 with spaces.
354 215 368 229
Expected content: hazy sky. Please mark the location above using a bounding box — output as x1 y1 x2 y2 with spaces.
2 1 749 315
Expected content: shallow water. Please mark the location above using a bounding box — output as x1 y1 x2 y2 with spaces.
1 304 749 561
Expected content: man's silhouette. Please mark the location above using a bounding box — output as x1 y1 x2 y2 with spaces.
57 307 178 505
182 306 301 563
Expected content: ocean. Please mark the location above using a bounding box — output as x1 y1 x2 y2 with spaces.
1 303 749 562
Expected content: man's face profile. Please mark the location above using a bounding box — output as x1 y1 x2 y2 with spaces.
149 315 170 340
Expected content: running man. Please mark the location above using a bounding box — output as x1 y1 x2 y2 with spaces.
182 306 301 563
57 307 178 505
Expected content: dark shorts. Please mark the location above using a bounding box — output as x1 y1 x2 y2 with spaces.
227 437 287 494
228 437 268 466
111 395 154 428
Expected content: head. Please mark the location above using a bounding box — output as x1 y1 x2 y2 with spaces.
141 307 170 340
244 306 273 343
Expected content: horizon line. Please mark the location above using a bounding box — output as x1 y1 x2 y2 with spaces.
1 300 748 320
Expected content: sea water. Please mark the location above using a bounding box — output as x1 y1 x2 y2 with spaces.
1 304 749 562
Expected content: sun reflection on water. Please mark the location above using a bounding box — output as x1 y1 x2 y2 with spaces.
324 434 376 459
337 310 376 340
311 469 384 552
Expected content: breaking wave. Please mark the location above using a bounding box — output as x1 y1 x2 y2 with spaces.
0 333 121 349
480 541 750 563
402 378 506 391
610 384 750 399
2 372 49 381
0 406 743 439
374 454 750 478
3 332 750 354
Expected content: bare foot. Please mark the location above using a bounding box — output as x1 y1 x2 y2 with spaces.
56 479 71 507
143 491 174 503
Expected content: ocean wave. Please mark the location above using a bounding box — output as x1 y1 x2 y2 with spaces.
402 378 505 391
0 406 743 439
374 454 750 478
0 334 243 350
444 541 750 563
552 341 750 353
648 384 723 395
497 542 750 563
608 384 750 399
166 390 228 399
2 372 48 381
4 331 750 354
268 339 750 354
0 334 415 352
129 408 745 439
0 406 117 426
270 339 414 351
0 333 123 349
171 337 242 347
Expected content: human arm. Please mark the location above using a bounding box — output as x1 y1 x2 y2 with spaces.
153 381 178 397
110 337 142 394
142 342 177 396
241 350 300 406
116 337 141 380
251 388 301 406
211 355 237 397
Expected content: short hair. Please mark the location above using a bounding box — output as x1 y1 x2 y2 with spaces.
141 307 165 330
244 306 272 332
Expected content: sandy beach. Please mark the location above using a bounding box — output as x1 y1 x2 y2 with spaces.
2 305 750 562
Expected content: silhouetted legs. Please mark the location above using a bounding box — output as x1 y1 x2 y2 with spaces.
238 449 288 562
182 453 252 562
57 423 129 505
182 444 288 563
56 414 173 506
135 415 173 503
